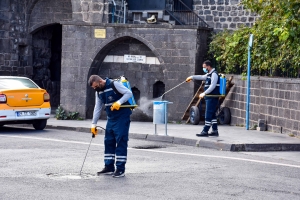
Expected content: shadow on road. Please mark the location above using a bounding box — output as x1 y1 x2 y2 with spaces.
0 126 51 134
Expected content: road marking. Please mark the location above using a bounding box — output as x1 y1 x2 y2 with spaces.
1 134 300 169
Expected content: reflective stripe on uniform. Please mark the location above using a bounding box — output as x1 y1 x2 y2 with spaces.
212 119 217 124
116 156 127 158
105 154 115 156
104 154 115 160
116 159 127 162
104 157 115 160
205 121 211 126
104 88 113 93
116 156 127 162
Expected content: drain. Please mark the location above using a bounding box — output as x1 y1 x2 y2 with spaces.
46 173 96 180
132 145 165 149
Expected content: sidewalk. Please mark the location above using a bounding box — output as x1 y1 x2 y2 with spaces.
45 117 300 152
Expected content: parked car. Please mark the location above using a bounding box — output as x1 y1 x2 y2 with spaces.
0 76 51 130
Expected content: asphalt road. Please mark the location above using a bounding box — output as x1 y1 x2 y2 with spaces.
0 126 300 200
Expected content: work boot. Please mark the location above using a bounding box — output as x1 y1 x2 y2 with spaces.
97 166 114 175
209 130 219 137
112 169 125 178
196 131 208 137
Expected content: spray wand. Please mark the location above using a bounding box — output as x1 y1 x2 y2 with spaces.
159 81 186 100
79 126 106 176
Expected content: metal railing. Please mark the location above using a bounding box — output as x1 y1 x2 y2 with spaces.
165 0 209 28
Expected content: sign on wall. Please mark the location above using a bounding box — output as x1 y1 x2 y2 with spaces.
124 54 146 63
94 29 106 38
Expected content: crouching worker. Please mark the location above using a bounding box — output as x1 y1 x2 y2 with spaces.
186 60 220 137
88 75 132 178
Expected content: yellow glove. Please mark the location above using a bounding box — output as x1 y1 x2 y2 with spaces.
186 76 193 82
199 92 206 98
91 124 98 137
110 101 121 111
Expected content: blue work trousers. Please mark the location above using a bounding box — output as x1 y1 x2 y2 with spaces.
104 117 130 172
203 98 219 132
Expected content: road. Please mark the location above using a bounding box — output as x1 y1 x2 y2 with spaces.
0 126 300 200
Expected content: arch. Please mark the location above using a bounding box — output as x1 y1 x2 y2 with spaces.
31 23 63 108
27 0 73 32
29 22 61 34
153 81 165 98
90 33 164 66
132 87 140 105
86 34 164 119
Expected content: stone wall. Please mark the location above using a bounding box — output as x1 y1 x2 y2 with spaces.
0 0 27 76
72 0 111 23
223 76 300 136
29 0 72 31
60 22 211 121
193 0 259 31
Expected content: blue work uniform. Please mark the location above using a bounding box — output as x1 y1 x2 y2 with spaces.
203 71 220 132
98 79 132 172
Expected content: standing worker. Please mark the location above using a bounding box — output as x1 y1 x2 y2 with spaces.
88 75 132 178
186 60 220 137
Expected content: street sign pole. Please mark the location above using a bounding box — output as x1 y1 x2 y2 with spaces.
246 34 253 130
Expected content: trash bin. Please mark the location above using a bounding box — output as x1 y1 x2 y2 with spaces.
153 101 168 124
153 101 172 135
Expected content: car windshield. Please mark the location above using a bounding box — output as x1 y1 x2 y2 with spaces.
0 78 39 89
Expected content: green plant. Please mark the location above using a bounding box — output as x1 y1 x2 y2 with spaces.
250 124 258 130
55 105 82 120
236 124 245 127
288 133 295 137
209 0 300 77
55 106 68 120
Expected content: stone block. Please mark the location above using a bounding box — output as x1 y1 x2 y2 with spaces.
0 54 4 65
217 6 224 11
204 10 212 15
211 11 217 16
206 15 213 21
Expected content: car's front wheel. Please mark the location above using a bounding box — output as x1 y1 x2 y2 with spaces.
32 119 47 130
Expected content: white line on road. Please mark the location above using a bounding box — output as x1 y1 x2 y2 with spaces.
1 134 300 169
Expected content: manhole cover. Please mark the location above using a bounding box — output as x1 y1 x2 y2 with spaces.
46 173 96 180
132 145 165 149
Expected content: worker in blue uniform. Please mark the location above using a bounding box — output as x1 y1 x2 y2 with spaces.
88 75 132 178
186 60 220 137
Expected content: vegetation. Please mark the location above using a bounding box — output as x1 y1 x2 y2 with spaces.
55 105 83 120
209 0 300 77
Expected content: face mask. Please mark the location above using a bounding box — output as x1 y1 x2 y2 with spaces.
94 87 102 92
203 68 208 73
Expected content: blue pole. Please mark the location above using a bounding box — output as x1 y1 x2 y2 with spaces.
246 34 253 130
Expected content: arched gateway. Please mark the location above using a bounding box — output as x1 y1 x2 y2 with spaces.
59 23 211 121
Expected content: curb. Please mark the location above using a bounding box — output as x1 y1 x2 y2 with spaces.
9 124 300 152
45 125 300 152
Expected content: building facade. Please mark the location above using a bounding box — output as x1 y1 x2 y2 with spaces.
1 0 298 136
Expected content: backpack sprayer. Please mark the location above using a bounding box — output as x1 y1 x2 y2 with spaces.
119 76 138 108
205 74 227 97
105 76 138 109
